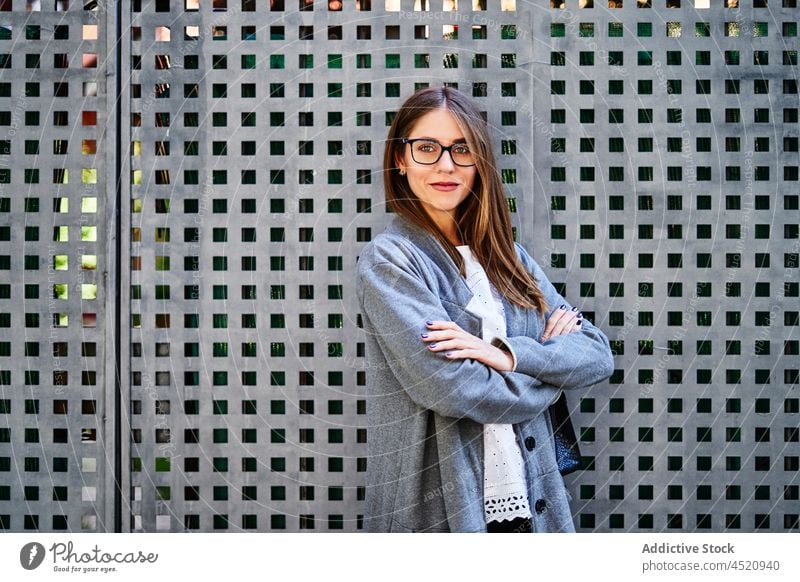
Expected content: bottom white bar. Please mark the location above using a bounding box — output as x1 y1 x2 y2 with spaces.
1 533 798 581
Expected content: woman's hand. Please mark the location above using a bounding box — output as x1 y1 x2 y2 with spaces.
541 305 582 342
420 321 514 372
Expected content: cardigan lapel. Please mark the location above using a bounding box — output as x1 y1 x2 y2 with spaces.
385 217 475 308
386 216 531 338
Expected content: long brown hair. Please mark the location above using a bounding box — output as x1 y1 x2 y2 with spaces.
383 86 547 314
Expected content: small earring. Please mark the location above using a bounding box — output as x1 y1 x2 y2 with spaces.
399 169 406 176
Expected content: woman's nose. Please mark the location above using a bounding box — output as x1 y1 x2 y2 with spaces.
436 149 457 171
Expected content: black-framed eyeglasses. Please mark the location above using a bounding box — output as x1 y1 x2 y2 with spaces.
400 138 476 167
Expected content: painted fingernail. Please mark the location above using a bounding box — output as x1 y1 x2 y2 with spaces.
429 343 438 348
576 320 582 326
426 320 433 325
421 333 428 338
559 304 566 310
445 352 453 357
577 312 583 318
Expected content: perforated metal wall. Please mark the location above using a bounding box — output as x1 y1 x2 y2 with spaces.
536 0 799 532
0 0 797 533
0 0 111 531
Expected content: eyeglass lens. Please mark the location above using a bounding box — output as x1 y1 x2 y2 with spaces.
409 140 475 166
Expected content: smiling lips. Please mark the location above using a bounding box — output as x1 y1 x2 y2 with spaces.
430 181 460 191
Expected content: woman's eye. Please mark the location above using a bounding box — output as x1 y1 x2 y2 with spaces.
453 145 470 155
417 144 436 152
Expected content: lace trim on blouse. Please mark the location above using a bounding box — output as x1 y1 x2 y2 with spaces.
483 483 533 523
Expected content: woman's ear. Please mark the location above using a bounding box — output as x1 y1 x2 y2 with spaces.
395 153 407 176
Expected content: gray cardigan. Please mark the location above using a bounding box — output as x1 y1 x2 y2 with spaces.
356 217 614 532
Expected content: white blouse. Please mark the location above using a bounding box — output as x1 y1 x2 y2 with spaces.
456 246 532 524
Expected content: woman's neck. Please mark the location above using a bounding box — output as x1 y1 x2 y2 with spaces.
429 212 462 246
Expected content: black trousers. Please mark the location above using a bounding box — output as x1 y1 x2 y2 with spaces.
487 517 533 533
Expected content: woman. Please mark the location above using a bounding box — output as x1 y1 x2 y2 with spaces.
356 87 614 533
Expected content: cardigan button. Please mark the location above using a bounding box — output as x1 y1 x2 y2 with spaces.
524 436 536 451
534 499 547 514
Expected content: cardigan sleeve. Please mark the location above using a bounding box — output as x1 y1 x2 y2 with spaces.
500 245 615 390
358 259 561 425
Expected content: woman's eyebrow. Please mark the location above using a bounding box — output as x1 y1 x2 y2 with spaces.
413 136 468 144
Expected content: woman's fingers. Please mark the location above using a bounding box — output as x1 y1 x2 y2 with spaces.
421 330 480 352
419 321 480 353
426 338 471 352
542 306 582 341
420 329 457 342
424 320 462 332
443 348 477 360
548 313 577 338
420 320 468 344
419 320 513 371
542 305 569 340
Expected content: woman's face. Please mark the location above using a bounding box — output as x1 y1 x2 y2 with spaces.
397 108 477 232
